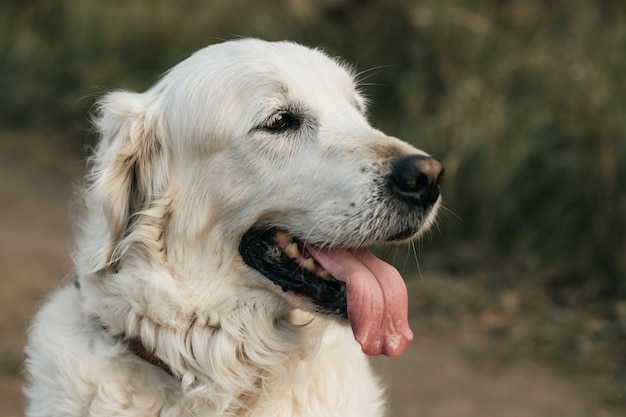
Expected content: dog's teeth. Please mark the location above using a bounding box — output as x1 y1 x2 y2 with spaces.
274 231 293 245
300 258 315 272
284 242 300 259
270 231 334 279
318 269 331 279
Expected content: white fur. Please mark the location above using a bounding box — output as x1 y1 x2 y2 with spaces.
25 39 439 417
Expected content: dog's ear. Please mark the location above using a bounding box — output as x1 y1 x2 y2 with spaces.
87 90 168 269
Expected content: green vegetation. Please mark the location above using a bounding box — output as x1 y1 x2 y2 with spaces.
2 0 624 405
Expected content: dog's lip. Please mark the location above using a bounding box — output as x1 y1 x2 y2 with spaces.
238 227 348 317
385 226 420 242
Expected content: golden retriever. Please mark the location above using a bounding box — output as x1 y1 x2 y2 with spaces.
25 38 443 417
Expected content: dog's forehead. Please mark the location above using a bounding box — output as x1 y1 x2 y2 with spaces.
213 39 353 78
186 39 361 105
160 39 368 142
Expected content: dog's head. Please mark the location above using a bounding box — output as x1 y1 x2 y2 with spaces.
80 39 443 357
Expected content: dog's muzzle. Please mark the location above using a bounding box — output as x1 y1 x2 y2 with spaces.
238 153 444 356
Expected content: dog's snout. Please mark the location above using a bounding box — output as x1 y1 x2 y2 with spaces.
389 155 444 206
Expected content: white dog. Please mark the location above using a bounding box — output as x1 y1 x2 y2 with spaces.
25 39 443 417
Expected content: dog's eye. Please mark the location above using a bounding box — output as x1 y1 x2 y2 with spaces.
265 111 300 132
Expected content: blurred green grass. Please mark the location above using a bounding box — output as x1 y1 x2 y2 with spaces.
1 0 624 405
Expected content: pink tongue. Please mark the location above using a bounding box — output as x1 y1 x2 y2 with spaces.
306 246 413 357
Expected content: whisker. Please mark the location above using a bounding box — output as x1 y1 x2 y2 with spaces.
400 243 411 274
440 204 462 221
432 219 443 238
410 240 423 282
303 219 326 247
390 242 400 267
425 228 433 245
355 64 397 83
328 233 341 251
358 82 387 87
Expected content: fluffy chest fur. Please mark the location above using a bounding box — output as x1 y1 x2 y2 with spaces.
26 286 386 416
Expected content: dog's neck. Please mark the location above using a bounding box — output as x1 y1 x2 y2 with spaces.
79 266 329 412
76 277 175 377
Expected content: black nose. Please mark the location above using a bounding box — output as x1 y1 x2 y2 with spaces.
388 155 444 207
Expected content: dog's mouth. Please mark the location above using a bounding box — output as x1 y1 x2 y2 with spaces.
239 228 348 316
239 227 413 357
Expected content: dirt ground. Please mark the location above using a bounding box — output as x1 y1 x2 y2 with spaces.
0 135 621 417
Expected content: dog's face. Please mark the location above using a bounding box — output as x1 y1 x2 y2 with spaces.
87 39 442 357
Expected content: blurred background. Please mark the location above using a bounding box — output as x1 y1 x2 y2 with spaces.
1 0 624 416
